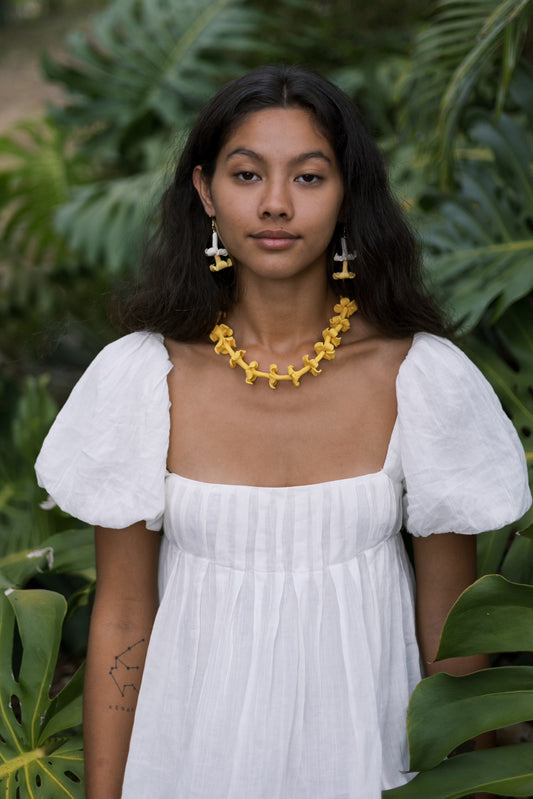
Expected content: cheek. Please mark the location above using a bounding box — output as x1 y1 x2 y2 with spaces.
213 210 247 254
314 191 343 238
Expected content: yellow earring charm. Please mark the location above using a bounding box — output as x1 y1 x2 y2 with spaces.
206 218 232 272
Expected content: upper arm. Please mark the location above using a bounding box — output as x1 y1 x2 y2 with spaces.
412 532 477 608
93 522 161 614
412 532 479 670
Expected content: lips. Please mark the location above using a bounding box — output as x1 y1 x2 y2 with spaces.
251 230 300 250
252 230 299 239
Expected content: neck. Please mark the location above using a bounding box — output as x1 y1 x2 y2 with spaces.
227 275 337 356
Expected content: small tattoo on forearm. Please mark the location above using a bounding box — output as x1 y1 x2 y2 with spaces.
108 638 145 697
108 705 135 712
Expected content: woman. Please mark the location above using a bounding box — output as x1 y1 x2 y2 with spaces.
35 65 531 799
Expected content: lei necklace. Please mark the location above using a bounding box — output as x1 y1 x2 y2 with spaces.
209 297 357 389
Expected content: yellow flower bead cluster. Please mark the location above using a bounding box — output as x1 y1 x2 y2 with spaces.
209 297 358 389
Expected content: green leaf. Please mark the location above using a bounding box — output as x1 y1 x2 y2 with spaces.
0 118 81 265
0 527 95 589
43 0 263 161
402 0 532 186
422 112 533 330
44 528 95 578
476 526 510 575
438 0 532 183
54 168 166 272
0 590 84 795
436 575 533 659
0 547 53 590
382 742 533 798
465 299 533 463
39 664 85 742
501 530 533 584
519 521 533 540
11 375 58 467
407 666 533 770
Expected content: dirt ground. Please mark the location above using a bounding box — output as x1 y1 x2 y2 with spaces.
0 4 102 133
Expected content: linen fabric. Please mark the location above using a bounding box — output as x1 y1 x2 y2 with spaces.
35 332 531 799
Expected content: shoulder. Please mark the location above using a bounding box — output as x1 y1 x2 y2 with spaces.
399 332 475 377
396 332 498 405
344 316 413 380
89 331 170 376
68 331 172 405
396 331 515 448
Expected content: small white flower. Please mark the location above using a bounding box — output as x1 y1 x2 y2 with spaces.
39 496 56 511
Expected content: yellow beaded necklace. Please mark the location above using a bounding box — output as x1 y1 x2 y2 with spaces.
209 297 357 389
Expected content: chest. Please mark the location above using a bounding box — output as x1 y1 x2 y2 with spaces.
165 341 401 487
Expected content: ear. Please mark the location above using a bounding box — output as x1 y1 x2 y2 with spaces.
193 166 215 217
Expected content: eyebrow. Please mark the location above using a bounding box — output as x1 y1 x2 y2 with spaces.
225 147 332 166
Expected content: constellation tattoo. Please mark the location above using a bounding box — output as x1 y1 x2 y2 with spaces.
108 638 145 698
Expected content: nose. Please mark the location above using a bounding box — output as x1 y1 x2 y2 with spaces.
258 178 293 219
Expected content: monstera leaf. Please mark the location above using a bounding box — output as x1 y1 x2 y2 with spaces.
54 166 167 272
0 528 95 590
43 0 263 162
0 589 84 797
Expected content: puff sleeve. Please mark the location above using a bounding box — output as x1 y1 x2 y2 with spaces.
397 333 531 536
35 332 172 531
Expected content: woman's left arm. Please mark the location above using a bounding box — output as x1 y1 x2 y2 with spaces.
412 532 489 678
413 533 494 799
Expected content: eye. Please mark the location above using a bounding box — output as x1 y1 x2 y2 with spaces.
296 174 322 184
235 171 259 182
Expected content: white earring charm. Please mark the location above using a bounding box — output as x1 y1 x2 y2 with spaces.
332 232 356 280
206 218 233 272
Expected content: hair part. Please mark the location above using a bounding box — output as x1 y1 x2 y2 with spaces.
120 65 451 340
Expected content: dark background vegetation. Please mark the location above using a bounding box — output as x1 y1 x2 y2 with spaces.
0 1 532 797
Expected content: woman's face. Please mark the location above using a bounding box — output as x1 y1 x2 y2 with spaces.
193 107 344 283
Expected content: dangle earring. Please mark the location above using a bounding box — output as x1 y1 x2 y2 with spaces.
206 218 232 272
332 229 356 280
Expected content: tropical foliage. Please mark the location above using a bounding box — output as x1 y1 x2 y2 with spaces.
0 0 532 798
383 577 533 797
0 590 85 798
402 0 533 184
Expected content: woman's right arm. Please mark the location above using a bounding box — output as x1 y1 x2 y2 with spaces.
83 522 161 799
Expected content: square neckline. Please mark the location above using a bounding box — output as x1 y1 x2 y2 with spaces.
165 421 399 491
161 332 422 491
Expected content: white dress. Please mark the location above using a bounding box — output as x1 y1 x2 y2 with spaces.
35 332 531 799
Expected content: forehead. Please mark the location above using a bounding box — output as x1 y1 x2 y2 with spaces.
218 107 335 161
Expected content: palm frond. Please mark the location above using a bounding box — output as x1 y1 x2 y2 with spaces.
421 109 533 330
403 0 532 185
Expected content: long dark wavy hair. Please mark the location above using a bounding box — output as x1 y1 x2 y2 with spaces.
121 65 451 340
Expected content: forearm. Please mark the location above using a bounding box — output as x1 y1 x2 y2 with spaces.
83 599 158 799
418 633 491 678
84 522 160 799
414 534 483 674
413 533 495 768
